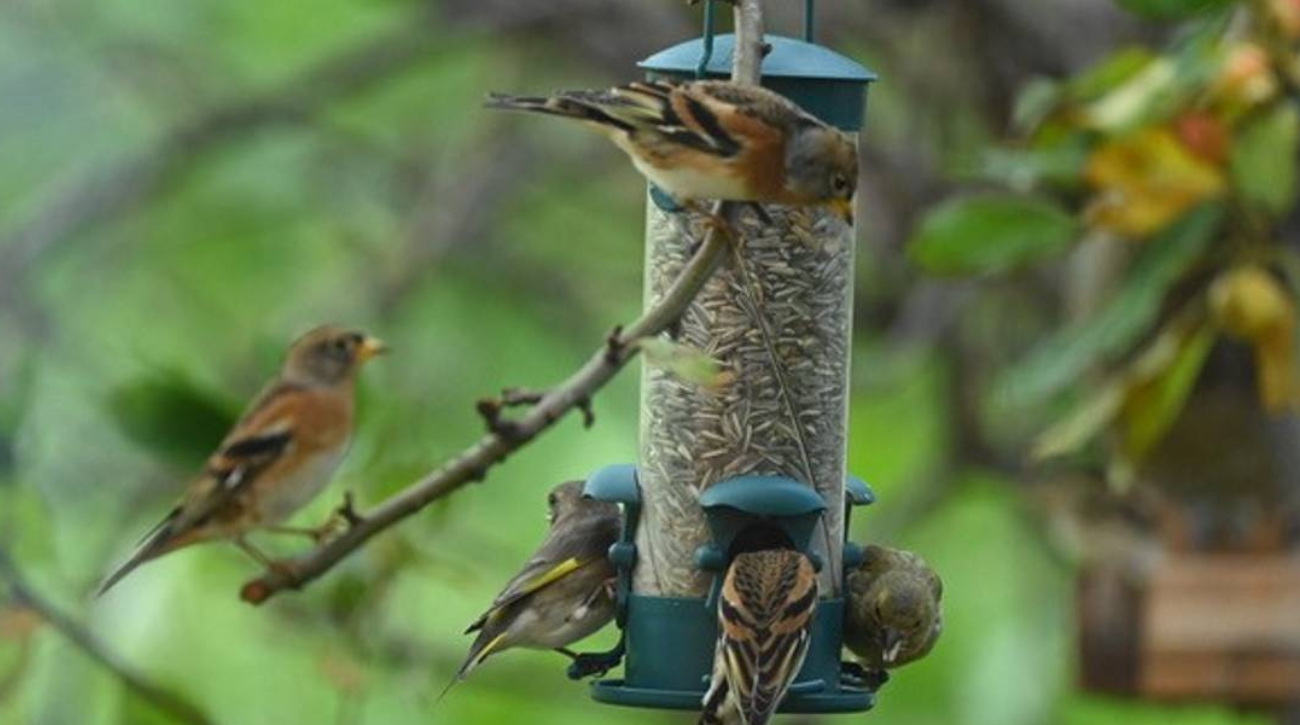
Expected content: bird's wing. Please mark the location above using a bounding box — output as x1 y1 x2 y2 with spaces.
465 513 618 634
168 382 307 532
721 552 817 725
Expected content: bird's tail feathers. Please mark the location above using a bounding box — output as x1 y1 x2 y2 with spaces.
485 91 643 134
95 508 189 597
434 631 507 708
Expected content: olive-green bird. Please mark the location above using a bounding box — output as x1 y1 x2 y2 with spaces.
844 544 942 671
446 480 620 693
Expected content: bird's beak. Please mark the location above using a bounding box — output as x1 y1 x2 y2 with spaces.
880 628 903 665
357 336 389 362
827 198 854 226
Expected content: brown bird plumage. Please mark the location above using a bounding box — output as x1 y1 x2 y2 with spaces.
486 79 857 222
700 548 818 725
97 325 386 595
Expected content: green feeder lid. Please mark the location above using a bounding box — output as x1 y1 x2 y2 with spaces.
639 34 876 83
700 475 826 517
845 475 876 506
639 35 876 132
585 464 641 506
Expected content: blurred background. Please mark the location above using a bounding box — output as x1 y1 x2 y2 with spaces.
1 0 1298 724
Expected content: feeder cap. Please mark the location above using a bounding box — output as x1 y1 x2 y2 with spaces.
700 476 826 517
639 34 876 84
584 464 641 506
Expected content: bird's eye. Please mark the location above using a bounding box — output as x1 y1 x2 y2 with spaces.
831 174 849 193
548 493 558 508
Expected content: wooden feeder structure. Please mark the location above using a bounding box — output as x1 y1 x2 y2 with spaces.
1079 551 1300 707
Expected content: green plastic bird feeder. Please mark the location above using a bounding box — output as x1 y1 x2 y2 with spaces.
573 0 878 714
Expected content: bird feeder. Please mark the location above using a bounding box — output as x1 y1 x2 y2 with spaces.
572 2 879 713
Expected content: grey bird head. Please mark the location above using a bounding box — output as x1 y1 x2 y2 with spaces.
284 325 387 386
546 480 618 526
784 123 858 223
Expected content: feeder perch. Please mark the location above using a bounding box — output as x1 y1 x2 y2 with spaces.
582 465 878 711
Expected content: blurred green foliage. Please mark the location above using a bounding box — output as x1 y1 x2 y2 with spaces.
0 1 1292 725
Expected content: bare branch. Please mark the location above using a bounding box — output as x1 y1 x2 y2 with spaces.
241 222 732 604
240 0 771 607
0 548 218 725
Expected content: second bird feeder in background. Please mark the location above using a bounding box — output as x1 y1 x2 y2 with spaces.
581 14 879 713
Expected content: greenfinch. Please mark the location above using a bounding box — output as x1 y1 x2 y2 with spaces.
449 481 620 689
844 544 942 672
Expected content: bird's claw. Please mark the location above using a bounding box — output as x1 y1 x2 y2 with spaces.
565 651 622 681
841 662 889 691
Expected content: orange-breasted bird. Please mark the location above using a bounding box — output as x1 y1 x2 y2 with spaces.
700 548 819 725
486 80 857 223
96 325 386 596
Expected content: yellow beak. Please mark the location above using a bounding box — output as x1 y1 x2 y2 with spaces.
827 198 854 225
357 336 389 362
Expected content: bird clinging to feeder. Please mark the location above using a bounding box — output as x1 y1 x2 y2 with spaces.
486 79 858 224
97 325 388 595
843 545 943 682
700 548 819 725
444 481 621 696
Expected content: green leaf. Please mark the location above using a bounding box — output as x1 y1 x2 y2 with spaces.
106 374 238 470
976 133 1090 190
909 195 1079 276
1113 0 1236 19
1122 319 1215 459
637 338 735 389
997 203 1223 407
1067 47 1157 102
1231 101 1300 218
1031 379 1126 461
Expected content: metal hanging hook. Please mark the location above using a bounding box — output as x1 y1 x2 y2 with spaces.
803 0 816 42
696 0 716 79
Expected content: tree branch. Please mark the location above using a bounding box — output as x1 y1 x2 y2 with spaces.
241 223 731 604
0 548 218 725
241 0 769 605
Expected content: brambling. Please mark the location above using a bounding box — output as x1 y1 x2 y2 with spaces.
486 80 857 224
444 481 620 696
844 545 942 674
96 325 387 596
700 548 818 725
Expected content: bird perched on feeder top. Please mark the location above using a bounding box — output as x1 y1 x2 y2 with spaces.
96 325 387 596
486 79 857 224
844 544 943 673
444 480 621 696
700 548 819 725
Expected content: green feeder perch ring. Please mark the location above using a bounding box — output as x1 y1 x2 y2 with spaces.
590 595 876 712
582 467 878 713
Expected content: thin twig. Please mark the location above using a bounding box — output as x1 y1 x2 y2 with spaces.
238 0 768 607
241 222 730 604
0 548 218 725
